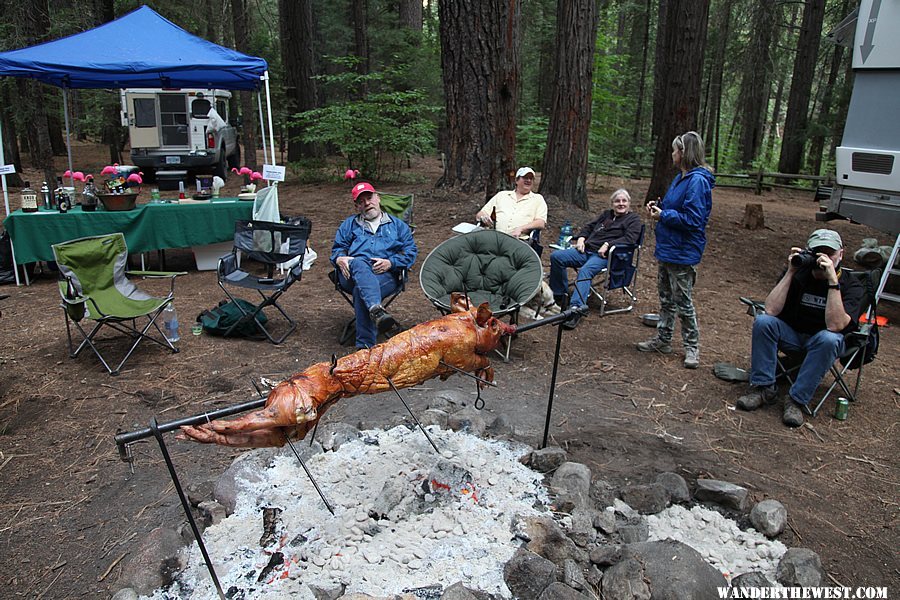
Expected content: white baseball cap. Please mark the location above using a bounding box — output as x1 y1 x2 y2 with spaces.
515 167 535 179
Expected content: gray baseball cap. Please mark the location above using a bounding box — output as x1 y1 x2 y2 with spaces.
807 229 842 251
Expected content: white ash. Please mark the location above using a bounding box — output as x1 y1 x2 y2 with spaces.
142 426 549 599
646 504 787 582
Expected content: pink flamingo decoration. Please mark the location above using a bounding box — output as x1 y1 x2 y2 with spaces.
100 165 119 176
72 171 86 182
126 173 143 186
249 171 264 182
343 169 359 180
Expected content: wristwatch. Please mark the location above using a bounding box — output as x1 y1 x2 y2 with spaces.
827 283 840 290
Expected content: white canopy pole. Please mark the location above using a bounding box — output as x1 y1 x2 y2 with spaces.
0 117 22 285
263 71 276 171
256 90 268 166
62 88 74 187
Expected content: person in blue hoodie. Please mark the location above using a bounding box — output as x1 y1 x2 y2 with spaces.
637 131 714 369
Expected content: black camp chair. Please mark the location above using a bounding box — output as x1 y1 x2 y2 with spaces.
217 218 312 344
419 229 543 361
329 193 415 345
583 224 645 316
739 268 881 417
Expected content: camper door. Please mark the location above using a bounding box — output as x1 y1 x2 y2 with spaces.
126 93 159 149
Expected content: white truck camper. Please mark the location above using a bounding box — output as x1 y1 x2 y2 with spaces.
818 0 900 236
121 88 240 181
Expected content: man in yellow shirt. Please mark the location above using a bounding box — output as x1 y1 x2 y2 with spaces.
475 167 548 240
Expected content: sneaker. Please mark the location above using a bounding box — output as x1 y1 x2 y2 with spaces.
369 304 397 334
782 398 805 428
683 347 700 369
562 311 582 330
736 385 777 411
636 337 673 354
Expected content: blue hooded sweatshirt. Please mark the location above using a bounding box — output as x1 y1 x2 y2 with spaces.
654 167 715 265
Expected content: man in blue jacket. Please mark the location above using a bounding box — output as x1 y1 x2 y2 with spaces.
638 131 714 369
332 182 418 349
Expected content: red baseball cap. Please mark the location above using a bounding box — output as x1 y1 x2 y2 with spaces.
351 181 376 201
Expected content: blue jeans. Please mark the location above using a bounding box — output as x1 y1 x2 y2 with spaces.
750 314 846 406
549 248 608 307
337 258 399 349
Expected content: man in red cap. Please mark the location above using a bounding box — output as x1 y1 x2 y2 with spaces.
331 182 418 348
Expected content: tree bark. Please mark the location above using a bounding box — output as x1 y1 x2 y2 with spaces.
0 81 24 187
437 0 521 197
280 0 320 161
539 0 600 210
777 0 826 178
646 0 709 203
701 0 732 172
736 0 777 169
351 0 370 90
398 0 423 30
231 0 259 170
629 0 651 161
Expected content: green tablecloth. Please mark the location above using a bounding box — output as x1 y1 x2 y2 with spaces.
3 198 253 264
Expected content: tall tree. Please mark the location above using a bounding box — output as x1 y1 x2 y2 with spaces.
646 0 709 202
280 0 320 161
437 0 520 197
398 0 423 31
700 0 733 172
351 0 370 88
628 0 652 160
231 0 259 170
736 0 777 169
777 0 826 177
539 0 600 210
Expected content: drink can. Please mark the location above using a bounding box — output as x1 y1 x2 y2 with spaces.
834 397 849 421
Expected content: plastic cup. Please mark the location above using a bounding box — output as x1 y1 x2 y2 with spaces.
150 188 161 202
191 323 203 336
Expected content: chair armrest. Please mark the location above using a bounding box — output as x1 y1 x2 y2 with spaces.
740 297 765 317
128 270 187 295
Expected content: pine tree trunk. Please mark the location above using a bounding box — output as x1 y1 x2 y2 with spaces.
777 0 826 178
231 0 259 170
280 0 320 161
398 0 423 30
437 0 520 197
736 0 777 169
351 0 370 91
539 0 600 210
702 0 732 172
629 0 651 161
1 81 24 187
646 0 709 203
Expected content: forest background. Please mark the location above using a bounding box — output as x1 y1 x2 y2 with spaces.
0 0 851 209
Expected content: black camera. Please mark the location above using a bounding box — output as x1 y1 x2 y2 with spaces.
790 249 820 269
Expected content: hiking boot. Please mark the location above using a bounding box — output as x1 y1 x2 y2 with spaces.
683 347 700 369
562 311 582 330
636 337 673 354
782 398 805 428
736 385 778 411
369 304 396 334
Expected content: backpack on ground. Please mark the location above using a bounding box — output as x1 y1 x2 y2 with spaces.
197 298 268 338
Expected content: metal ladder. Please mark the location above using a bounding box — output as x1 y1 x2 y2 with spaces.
875 233 900 305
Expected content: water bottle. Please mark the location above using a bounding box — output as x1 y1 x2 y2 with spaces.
559 220 574 249
163 304 180 342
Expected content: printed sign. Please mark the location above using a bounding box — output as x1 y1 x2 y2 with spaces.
0 164 16 176
262 164 286 182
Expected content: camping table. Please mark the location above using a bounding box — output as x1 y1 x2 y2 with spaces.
3 198 253 273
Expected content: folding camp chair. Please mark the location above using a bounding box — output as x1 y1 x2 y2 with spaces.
52 233 185 375
739 268 881 417
419 229 543 361
329 192 414 345
582 224 645 316
217 218 312 344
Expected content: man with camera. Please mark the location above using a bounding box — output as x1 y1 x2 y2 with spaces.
736 229 864 427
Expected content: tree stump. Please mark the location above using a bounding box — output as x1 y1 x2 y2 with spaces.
742 203 765 230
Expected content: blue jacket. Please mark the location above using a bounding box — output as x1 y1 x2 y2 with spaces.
654 167 715 265
331 213 418 273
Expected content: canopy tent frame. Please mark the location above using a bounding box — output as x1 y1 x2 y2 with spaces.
0 5 278 285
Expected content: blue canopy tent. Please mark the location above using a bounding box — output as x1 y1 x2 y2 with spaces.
0 5 276 284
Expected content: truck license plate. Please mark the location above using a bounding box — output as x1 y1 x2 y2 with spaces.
165 156 181 165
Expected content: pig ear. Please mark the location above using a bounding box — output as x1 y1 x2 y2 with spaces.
475 303 493 327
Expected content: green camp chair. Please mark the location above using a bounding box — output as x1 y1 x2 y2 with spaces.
419 229 542 361
329 192 415 345
52 233 186 375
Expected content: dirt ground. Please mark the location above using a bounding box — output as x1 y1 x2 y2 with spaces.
0 143 897 598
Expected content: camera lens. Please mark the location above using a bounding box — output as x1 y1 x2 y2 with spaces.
790 251 817 269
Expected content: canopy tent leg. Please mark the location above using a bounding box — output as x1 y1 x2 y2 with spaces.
256 90 268 166
263 71 276 177
62 88 74 188
0 118 22 286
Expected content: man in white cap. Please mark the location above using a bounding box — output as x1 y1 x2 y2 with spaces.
332 182 418 349
736 229 865 427
475 167 547 240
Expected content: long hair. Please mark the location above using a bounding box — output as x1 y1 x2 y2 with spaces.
672 131 710 172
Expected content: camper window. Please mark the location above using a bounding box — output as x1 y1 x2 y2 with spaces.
134 98 156 128
191 98 212 119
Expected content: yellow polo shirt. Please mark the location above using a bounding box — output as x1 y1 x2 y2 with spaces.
480 190 548 239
